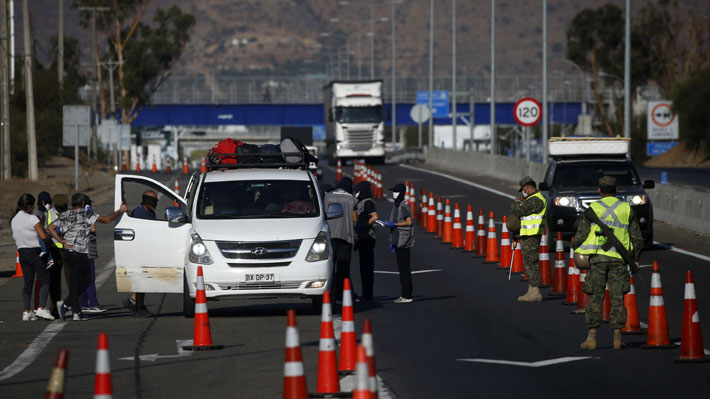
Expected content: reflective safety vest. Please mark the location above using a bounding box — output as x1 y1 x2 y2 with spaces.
45 209 63 248
520 191 547 236
576 197 631 260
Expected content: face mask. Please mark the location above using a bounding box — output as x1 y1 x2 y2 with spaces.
355 191 360 198
85 205 94 212
522 190 529 198
392 191 401 201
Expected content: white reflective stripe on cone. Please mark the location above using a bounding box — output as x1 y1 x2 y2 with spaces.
429 210 435 215
477 230 486 236
554 260 565 268
650 296 665 307
501 238 510 245
342 321 355 333
320 338 336 351
284 361 305 377
343 291 352 306
540 253 550 260
196 276 205 290
362 334 373 356
478 216 484 223
685 283 696 299
454 223 462 229
651 273 662 288
579 272 587 282
692 311 700 323
286 327 300 347
487 231 496 238
466 225 475 232
355 362 369 390
321 304 332 322
466 212 473 218
94 395 112 399
444 217 452 222
95 351 110 373
628 282 635 294
195 303 208 314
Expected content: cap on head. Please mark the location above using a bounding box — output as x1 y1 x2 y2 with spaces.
389 183 406 192
518 176 535 192
83 195 94 205
38 191 52 205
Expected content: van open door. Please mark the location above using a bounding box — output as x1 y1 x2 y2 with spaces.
114 174 190 293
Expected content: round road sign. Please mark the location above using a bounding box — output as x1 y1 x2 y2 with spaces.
513 97 543 126
650 102 675 128
410 104 431 124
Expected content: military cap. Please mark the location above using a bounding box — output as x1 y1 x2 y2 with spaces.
598 176 617 188
518 176 535 192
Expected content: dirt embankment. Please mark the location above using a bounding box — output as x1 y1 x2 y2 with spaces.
644 142 710 168
0 156 116 272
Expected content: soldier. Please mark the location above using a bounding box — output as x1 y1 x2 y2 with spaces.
510 176 546 302
573 176 643 350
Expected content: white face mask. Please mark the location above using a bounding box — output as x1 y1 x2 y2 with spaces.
392 191 401 201
522 190 529 198
355 191 360 198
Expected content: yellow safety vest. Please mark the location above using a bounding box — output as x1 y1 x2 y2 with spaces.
576 197 631 260
520 191 547 236
45 209 63 248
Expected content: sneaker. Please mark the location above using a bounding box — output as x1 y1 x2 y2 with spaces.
57 301 68 321
73 312 88 321
123 298 137 313
22 311 37 321
135 307 154 318
393 297 413 303
34 308 55 321
84 306 107 313
46 259 55 270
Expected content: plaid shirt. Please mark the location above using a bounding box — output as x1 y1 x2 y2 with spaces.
55 208 100 254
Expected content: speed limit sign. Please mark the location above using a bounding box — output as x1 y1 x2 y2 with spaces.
513 97 543 126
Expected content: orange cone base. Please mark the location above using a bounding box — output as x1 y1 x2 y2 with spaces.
675 356 709 363
182 344 224 351
641 343 675 349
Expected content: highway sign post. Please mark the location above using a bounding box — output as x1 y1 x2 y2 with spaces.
647 101 678 140
63 105 93 190
410 104 431 148
513 97 542 161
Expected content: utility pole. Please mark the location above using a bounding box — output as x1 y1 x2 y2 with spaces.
0 0 10 179
623 0 631 141
58 0 63 89
428 0 434 147
490 0 496 155
391 0 396 146
452 0 457 150
369 5 374 79
100 60 122 118
22 0 37 181
542 0 548 163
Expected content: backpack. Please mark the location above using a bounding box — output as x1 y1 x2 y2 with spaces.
237 143 260 164
259 144 282 164
208 138 243 165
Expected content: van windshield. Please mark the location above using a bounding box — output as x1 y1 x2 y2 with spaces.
336 106 383 123
554 163 641 187
197 180 320 219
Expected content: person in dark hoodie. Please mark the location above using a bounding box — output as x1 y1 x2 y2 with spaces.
353 180 379 302
381 183 415 303
324 177 357 303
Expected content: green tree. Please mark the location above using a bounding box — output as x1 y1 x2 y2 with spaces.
672 66 710 158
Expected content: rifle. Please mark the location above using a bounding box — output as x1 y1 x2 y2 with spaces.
583 207 638 274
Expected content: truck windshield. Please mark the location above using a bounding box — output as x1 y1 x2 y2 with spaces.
197 180 320 219
336 106 383 123
554 163 641 187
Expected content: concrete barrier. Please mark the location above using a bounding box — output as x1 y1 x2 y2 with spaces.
425 147 710 236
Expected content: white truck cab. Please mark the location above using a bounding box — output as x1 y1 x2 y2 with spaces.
113 150 343 317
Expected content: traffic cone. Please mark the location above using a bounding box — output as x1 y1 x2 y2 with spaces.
497 216 511 269
339 278 357 374
537 229 552 287
337 158 342 181
409 185 417 218
426 195 436 234
173 178 180 207
135 157 141 172
165 157 172 174
622 276 644 334
510 240 524 274
45 349 68 399
283 309 308 399
550 232 567 296
420 191 428 228
151 155 157 173
451 204 464 249
404 181 410 208
676 270 709 362
352 346 371 399
361 319 378 399
435 197 444 238
182 266 223 350
643 261 674 349
601 285 611 322
12 252 23 277
183 154 189 175
316 291 339 394
200 157 207 174
483 212 500 263
442 199 453 244
573 269 589 315
375 170 383 199
475 209 486 257
463 205 476 253
120 153 127 171
563 240 580 306
94 333 113 399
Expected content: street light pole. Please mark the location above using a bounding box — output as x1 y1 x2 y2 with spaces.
490 0 496 155
428 0 434 147
542 0 548 163
370 5 375 79
391 0 396 146
452 0 457 150
623 0 631 140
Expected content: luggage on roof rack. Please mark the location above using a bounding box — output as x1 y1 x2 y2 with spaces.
206 137 318 171
548 136 630 158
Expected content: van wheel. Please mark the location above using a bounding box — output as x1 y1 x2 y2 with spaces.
183 272 195 318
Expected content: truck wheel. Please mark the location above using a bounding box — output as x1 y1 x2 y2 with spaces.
183 272 195 319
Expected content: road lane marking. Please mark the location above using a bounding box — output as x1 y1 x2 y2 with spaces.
399 164 517 200
457 356 592 367
652 242 710 263
375 269 442 275
118 339 195 362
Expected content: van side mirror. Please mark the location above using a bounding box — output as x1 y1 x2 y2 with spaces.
326 203 344 220
165 206 187 226
643 180 655 189
538 182 550 191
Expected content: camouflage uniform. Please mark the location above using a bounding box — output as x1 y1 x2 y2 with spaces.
510 192 545 288
572 190 644 330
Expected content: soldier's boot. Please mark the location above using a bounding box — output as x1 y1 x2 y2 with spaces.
580 328 597 350
613 329 625 350
518 286 542 303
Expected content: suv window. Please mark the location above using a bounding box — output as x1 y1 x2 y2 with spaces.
197 180 320 219
553 163 641 187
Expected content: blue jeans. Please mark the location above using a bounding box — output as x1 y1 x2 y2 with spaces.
80 259 100 308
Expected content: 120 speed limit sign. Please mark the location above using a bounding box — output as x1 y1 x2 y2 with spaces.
513 97 543 126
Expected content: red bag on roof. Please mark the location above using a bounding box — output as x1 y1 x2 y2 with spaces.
209 138 243 165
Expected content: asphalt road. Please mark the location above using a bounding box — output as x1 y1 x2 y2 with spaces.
1 163 709 398
637 166 710 191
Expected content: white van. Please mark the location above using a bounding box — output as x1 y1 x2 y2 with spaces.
113 149 343 317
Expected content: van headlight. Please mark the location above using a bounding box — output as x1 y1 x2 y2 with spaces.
306 231 330 262
627 195 647 205
189 233 214 265
553 196 577 208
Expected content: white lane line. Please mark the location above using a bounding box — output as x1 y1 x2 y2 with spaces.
375 269 443 275
457 356 592 368
399 164 517 200
653 242 710 263
0 257 116 382
637 264 654 269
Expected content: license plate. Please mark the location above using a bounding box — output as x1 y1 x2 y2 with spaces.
245 273 276 283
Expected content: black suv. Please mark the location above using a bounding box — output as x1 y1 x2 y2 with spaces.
539 156 655 247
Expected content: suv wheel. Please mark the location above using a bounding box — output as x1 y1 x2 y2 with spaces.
183 272 195 318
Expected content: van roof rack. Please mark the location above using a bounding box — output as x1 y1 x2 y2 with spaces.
206 151 318 171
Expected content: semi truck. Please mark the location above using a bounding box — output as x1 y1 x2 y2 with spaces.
323 80 386 165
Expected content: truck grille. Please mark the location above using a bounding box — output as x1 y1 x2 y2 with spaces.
346 130 375 151
217 240 302 260
215 281 305 290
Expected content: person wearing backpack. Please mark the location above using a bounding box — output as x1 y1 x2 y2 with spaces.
353 181 378 302
381 183 415 303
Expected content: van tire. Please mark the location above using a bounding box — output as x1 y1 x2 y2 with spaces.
183 272 195 318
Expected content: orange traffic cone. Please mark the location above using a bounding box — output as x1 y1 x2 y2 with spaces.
404 182 410 208
573 269 590 315
510 240 524 274
601 285 611 322
676 270 709 362
337 158 342 181
151 155 157 173
200 157 207 174
451 204 464 249
135 157 141 172
643 261 674 349
45 349 68 399
173 178 180 207
483 212 499 263
426 195 436 234
420 192 428 228
183 154 189 175
622 276 644 334
339 278 357 374
94 333 113 399
409 185 417 219
442 199 453 244
283 309 308 399
538 229 552 287
316 291 340 394
550 232 567 296
361 319 378 398
352 346 371 399
12 252 23 277
165 157 172 174
182 266 223 350
463 205 476 253
563 240 580 306
375 170 383 199
120 153 127 171
435 197 444 238
497 216 511 269
475 208 486 257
